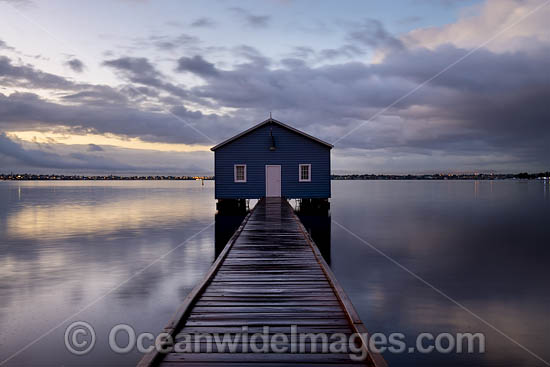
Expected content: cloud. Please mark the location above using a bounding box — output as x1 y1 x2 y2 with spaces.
397 16 422 25
102 56 189 98
0 56 128 105
232 45 271 67
176 55 219 77
376 44 550 94
0 0 33 7
0 39 14 50
103 57 160 82
65 58 85 73
289 46 315 59
191 17 216 28
87 144 103 152
0 132 134 170
1 1 549 173
318 45 365 60
0 92 210 145
404 0 550 53
0 56 78 89
347 18 404 52
61 86 130 105
146 33 200 51
2 33 549 172
175 41 550 170
229 7 271 28
0 85 246 149
0 132 214 174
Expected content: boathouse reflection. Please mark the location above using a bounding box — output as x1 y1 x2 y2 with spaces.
214 199 331 265
214 201 248 258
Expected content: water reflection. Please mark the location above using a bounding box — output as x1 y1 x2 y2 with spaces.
3 182 212 241
0 181 216 367
214 199 332 264
331 180 550 367
1 181 549 367
293 199 331 265
214 205 248 258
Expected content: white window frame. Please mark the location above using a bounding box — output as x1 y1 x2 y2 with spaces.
299 164 311 182
234 164 247 183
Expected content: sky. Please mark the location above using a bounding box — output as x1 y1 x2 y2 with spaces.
0 0 548 175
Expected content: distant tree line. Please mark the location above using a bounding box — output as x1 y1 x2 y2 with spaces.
0 173 214 180
1 172 549 181
331 172 550 180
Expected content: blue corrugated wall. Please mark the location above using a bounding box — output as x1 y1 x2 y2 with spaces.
214 122 331 199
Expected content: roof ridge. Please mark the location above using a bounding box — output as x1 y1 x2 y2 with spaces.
210 118 333 151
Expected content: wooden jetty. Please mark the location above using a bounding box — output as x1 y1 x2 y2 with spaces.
138 198 386 367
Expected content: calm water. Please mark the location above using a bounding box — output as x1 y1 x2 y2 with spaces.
0 180 549 366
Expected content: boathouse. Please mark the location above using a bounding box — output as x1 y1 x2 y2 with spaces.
211 118 332 200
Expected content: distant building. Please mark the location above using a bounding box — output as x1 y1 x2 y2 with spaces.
211 118 332 200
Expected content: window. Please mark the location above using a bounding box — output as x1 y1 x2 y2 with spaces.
234 164 247 182
299 164 311 182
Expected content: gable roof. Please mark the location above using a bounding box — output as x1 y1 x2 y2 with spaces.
210 118 333 151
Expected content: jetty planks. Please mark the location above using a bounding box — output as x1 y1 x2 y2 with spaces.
138 197 387 367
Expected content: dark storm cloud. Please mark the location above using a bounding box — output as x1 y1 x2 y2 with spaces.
229 7 271 28
191 17 216 28
0 132 134 170
377 45 550 93
366 45 550 158
65 58 85 73
176 55 219 77
176 42 549 167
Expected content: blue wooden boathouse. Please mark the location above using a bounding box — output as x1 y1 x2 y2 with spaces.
138 119 388 367
211 118 332 200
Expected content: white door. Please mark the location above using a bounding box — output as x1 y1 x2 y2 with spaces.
265 165 281 197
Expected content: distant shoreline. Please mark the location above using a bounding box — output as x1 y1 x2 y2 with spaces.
331 173 549 180
0 174 213 181
1 172 549 181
